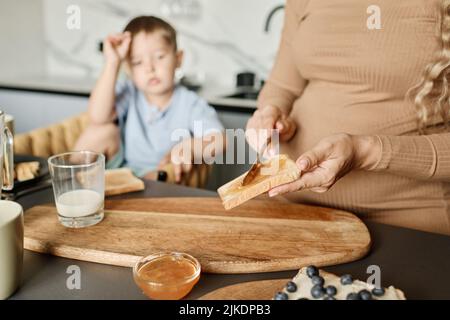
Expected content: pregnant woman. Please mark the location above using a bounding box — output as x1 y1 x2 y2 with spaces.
246 0 450 235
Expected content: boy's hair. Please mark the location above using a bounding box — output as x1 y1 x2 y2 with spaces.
123 16 177 51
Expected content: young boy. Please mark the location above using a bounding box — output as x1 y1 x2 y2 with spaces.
75 16 225 182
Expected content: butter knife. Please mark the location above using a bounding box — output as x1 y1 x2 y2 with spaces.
242 135 272 186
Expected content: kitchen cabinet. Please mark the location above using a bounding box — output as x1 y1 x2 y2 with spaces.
0 88 88 134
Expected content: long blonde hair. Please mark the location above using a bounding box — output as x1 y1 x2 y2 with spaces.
407 0 450 133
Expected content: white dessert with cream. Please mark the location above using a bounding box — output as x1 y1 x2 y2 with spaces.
274 266 405 300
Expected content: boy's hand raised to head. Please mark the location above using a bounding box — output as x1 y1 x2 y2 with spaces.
103 32 131 65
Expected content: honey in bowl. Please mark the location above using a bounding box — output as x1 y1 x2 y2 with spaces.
133 252 201 300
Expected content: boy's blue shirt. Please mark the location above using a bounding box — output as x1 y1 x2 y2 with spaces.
114 80 224 176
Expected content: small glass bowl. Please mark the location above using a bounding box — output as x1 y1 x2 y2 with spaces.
133 252 201 300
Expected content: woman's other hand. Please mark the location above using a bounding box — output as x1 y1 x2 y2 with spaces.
268 133 382 196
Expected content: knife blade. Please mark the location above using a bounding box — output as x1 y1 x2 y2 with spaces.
242 135 272 186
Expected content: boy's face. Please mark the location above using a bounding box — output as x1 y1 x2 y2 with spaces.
127 31 182 97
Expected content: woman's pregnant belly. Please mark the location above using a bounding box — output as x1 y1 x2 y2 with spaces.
280 81 418 161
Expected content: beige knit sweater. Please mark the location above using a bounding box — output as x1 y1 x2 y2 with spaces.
259 0 450 235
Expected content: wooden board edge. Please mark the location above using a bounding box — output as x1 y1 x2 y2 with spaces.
198 278 290 300
24 237 140 268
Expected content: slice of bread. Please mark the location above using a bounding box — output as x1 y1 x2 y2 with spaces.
217 154 300 210
14 161 40 181
105 168 145 196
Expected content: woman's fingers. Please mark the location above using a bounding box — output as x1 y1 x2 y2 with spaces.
300 168 336 191
268 179 305 197
275 117 296 142
268 167 335 197
267 133 361 198
309 187 329 193
268 141 337 196
246 105 296 160
296 137 334 170
246 105 282 152
296 151 318 172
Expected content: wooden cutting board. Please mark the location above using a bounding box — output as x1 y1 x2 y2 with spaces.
24 197 371 274
199 279 290 300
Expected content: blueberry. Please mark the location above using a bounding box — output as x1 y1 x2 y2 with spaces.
346 292 360 300
340 274 353 285
306 265 319 278
297 297 309 300
286 281 297 293
311 284 325 299
372 287 385 297
324 296 336 300
311 275 325 286
274 292 289 300
326 285 337 296
359 289 372 300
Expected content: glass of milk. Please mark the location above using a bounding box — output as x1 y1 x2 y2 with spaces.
48 151 105 228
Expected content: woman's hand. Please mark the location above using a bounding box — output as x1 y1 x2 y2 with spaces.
268 133 382 196
158 139 194 183
246 105 296 154
103 32 131 65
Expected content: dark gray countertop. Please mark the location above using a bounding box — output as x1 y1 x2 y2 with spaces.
9 180 450 300
0 75 257 111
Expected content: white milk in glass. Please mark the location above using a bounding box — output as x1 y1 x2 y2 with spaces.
56 189 103 218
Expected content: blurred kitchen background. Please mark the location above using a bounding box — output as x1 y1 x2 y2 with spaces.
0 0 286 189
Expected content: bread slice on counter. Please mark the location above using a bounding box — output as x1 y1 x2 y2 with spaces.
218 154 300 210
274 266 406 300
14 161 40 181
105 168 145 196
